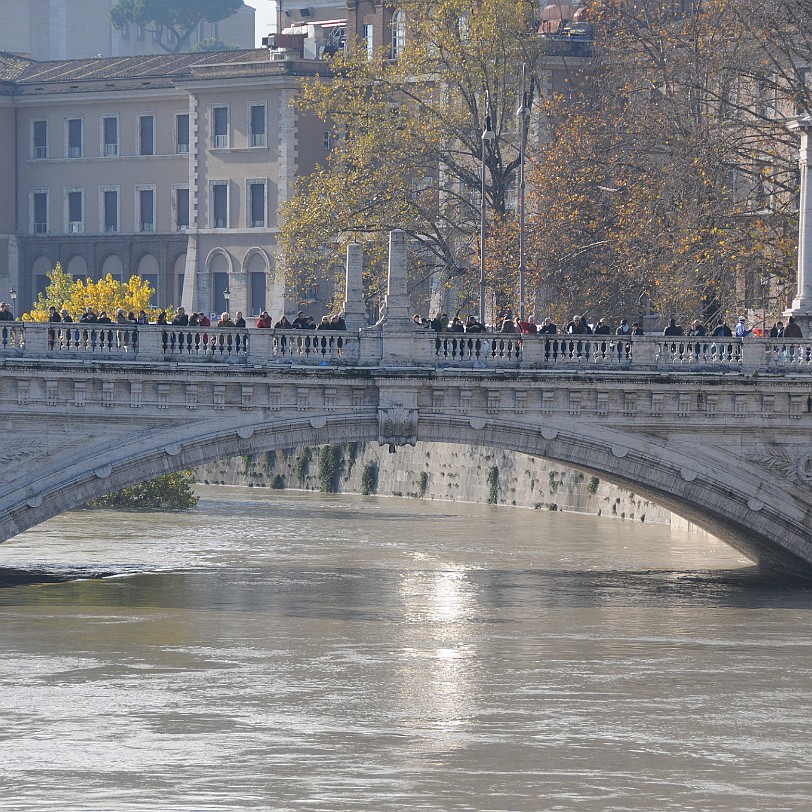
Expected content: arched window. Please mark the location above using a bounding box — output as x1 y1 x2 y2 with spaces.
391 10 406 59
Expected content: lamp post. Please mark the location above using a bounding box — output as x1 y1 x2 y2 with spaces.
9 288 17 317
516 64 531 325
480 95 495 328
223 288 230 313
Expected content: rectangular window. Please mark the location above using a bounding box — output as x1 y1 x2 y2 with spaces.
33 120 47 159
67 118 82 158
249 182 265 228
251 271 266 315
249 104 266 147
212 183 228 228
33 191 48 234
68 190 83 233
176 187 190 230
212 106 228 148
364 24 374 60
176 113 190 153
142 274 159 305
139 115 155 156
214 271 229 314
102 116 118 156
103 189 119 233
139 188 155 232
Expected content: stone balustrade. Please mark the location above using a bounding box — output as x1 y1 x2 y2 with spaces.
3 321 812 373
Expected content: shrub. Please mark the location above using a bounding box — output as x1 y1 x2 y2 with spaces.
318 444 344 493
89 472 199 510
417 471 429 498
344 441 360 473
262 450 276 473
487 466 499 505
271 474 285 490
294 447 311 486
587 476 600 494
361 461 378 495
548 471 559 494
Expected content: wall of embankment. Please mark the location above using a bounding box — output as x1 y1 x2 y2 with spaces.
196 443 701 532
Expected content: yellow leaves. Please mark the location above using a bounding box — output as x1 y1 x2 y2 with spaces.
24 267 156 323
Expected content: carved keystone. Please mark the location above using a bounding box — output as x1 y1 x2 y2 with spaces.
378 403 417 448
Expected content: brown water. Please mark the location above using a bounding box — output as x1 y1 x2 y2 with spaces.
0 487 810 811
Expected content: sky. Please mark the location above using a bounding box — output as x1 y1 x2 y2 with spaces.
245 0 275 45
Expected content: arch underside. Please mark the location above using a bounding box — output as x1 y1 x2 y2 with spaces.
2 412 811 576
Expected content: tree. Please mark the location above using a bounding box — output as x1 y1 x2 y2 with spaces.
23 264 159 322
524 0 806 326
109 0 243 54
280 0 547 319
89 472 199 510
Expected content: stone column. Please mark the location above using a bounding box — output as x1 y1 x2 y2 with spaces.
785 116 812 335
382 230 413 326
181 233 198 312
377 230 435 364
342 243 366 331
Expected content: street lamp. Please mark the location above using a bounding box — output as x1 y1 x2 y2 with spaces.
480 95 495 328
223 287 230 312
516 64 531 324
9 288 17 316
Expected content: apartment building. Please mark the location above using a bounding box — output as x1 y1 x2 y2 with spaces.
0 49 328 317
0 0 255 61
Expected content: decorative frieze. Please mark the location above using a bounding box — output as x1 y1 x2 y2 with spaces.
241 386 254 410
17 380 30 406
486 389 500 414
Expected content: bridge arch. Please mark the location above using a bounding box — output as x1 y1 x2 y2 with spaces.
1 408 808 574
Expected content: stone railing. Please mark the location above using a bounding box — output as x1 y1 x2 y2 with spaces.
3 322 812 372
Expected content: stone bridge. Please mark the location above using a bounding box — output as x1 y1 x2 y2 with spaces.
2 232 812 575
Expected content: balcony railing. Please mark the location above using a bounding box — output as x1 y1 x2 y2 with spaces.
3 324 812 374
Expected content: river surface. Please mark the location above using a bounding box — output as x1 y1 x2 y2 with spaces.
1 487 811 811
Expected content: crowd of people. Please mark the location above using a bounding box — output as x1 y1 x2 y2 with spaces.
409 311 806 339
0 298 806 340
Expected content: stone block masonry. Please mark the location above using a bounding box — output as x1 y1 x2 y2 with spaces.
196 442 699 532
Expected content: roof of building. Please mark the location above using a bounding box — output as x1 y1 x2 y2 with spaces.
0 48 332 94
0 52 36 82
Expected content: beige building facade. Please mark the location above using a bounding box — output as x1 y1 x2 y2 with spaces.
0 48 328 318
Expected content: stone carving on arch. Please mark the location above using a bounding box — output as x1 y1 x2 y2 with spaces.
378 403 418 448
749 444 812 485
205 246 236 275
